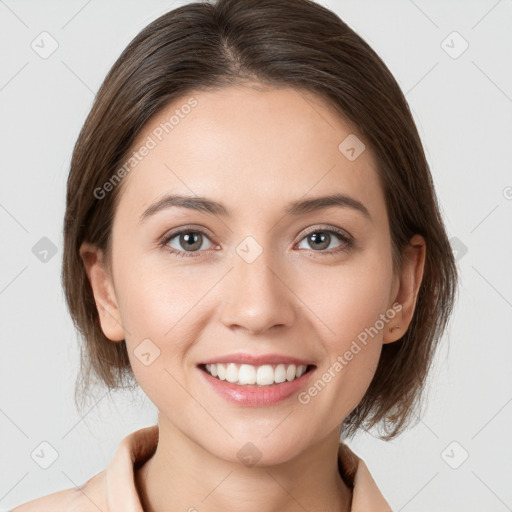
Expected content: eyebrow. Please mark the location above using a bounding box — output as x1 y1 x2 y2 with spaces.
139 192 372 223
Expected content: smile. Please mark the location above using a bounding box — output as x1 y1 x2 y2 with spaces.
201 363 314 386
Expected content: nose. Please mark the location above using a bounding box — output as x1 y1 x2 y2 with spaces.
219 246 296 335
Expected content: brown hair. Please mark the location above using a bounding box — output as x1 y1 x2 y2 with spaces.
62 0 458 440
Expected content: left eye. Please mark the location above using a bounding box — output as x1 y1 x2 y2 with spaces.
296 229 350 252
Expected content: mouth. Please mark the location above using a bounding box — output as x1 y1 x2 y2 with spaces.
198 362 316 387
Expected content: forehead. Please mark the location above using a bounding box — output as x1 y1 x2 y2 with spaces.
115 84 386 224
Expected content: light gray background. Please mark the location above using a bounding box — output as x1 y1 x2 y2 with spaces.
1 0 511 510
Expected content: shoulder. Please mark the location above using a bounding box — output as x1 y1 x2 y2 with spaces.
9 425 158 512
10 470 108 512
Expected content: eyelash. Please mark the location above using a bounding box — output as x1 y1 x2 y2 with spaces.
159 225 354 259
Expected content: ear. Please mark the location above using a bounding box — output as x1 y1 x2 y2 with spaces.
383 234 426 344
79 241 125 342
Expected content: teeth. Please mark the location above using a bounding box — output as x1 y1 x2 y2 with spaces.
203 363 309 386
239 364 256 385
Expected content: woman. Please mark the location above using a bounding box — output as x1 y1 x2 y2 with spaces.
12 0 457 510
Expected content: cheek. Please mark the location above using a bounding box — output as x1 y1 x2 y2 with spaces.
301 249 394 348
114 245 207 336
111 252 195 381
295 248 393 412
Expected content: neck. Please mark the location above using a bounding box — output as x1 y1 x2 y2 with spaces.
134 417 352 512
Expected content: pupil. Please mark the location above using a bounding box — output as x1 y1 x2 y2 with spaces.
310 232 329 250
182 232 201 250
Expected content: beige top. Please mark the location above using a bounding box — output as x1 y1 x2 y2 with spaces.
11 425 392 511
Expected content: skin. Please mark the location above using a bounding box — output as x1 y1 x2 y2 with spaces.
80 83 426 512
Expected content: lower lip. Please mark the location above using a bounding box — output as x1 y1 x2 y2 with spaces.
198 366 316 406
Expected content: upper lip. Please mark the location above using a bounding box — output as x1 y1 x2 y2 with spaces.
200 353 315 367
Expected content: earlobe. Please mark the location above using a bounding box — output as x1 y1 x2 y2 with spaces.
79 241 125 342
383 234 426 344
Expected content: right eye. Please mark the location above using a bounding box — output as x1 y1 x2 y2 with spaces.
161 228 217 258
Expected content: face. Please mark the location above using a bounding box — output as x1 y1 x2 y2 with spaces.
82 83 420 465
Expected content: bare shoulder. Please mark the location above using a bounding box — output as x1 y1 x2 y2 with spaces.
10 470 107 512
